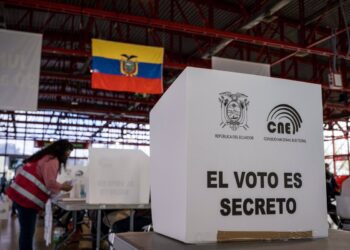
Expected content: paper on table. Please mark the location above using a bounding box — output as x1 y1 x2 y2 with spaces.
68 179 77 186
60 198 86 202
44 200 52 246
51 190 71 202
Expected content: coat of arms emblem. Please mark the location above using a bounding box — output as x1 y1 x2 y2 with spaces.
120 54 138 76
219 92 249 131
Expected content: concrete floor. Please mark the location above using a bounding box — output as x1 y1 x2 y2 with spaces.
0 214 53 250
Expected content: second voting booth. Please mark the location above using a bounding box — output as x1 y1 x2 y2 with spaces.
86 148 150 204
150 67 327 243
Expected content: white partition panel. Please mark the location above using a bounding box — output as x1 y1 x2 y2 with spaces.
87 148 150 204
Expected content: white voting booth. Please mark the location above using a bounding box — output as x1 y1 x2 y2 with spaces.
57 166 88 199
150 67 327 243
86 148 150 204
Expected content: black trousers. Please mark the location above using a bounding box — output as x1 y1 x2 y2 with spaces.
14 202 38 250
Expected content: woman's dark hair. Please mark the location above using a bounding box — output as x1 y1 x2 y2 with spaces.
24 139 74 169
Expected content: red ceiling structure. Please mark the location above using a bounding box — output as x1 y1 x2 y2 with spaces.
1 0 350 145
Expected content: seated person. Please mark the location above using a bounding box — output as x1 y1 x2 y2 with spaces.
111 209 152 233
325 163 340 226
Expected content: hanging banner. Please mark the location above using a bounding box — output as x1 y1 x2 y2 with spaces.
91 39 164 94
212 57 270 77
0 29 42 111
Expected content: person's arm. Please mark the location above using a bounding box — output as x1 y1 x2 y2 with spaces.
39 158 65 195
39 158 72 194
331 177 340 195
37 156 73 195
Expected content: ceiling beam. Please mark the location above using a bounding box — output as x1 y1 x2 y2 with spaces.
0 119 149 132
271 24 350 66
41 44 339 71
5 0 350 61
38 102 150 120
201 0 293 59
41 46 210 70
304 0 347 26
39 91 157 106
0 110 150 125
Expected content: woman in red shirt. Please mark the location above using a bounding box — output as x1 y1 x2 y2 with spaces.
7 139 74 250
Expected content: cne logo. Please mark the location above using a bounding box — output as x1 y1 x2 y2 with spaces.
219 92 249 131
267 104 302 135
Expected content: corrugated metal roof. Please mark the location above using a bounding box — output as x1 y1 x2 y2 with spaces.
3 0 350 122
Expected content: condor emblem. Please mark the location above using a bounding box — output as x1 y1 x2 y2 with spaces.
120 54 138 76
219 92 249 131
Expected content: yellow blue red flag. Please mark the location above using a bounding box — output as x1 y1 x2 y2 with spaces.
91 39 164 94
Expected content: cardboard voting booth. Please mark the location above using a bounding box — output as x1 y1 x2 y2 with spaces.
150 67 327 243
86 148 150 204
57 166 88 199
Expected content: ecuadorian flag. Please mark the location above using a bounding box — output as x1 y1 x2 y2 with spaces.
91 39 164 94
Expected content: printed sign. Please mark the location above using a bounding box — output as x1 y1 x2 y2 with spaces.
150 67 326 243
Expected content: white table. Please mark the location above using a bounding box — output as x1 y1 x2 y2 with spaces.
114 230 350 250
54 200 150 250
